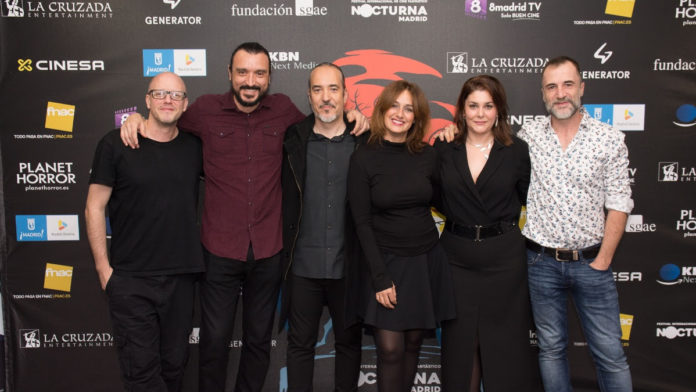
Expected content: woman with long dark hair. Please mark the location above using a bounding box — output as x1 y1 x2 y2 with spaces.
435 75 539 391
348 80 455 392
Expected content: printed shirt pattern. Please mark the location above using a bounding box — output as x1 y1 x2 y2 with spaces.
518 107 633 249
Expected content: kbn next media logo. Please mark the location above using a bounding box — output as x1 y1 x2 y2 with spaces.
269 51 318 72
1 0 112 18
673 104 696 127
142 49 206 77
16 215 79 241
657 263 696 285
464 0 542 21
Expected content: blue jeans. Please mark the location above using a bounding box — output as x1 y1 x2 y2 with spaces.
527 249 632 392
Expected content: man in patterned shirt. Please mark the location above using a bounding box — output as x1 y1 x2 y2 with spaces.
518 56 633 392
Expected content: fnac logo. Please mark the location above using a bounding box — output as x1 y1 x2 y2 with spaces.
333 49 454 142
620 313 633 341
605 0 635 18
45 101 75 132
44 263 73 292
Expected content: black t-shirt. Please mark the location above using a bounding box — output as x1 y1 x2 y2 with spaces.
89 129 204 276
347 140 439 291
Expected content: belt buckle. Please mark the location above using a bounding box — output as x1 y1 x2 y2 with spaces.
555 248 578 262
474 225 482 242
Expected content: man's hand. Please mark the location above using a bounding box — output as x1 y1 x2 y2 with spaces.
97 266 114 291
376 283 397 309
436 123 459 143
588 256 611 271
120 113 147 149
346 109 369 136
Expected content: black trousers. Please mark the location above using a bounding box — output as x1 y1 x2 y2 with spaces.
106 273 196 392
199 247 283 392
287 274 362 392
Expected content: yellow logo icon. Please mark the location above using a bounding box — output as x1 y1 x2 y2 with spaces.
518 206 527 230
45 101 75 132
18 59 32 71
620 313 634 341
44 263 73 292
605 0 635 18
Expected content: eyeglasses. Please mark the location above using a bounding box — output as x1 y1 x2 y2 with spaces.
147 89 187 101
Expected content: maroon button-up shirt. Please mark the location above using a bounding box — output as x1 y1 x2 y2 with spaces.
178 90 304 260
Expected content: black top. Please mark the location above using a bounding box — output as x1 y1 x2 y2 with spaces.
348 140 439 291
433 136 530 226
89 129 204 276
292 126 355 279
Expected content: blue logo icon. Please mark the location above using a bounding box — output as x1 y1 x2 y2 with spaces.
585 104 614 126
143 49 174 77
657 264 681 285
16 215 47 241
674 104 696 127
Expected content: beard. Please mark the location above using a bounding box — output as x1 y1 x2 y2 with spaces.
233 85 268 107
546 97 581 120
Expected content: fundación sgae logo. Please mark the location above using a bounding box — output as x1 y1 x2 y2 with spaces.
231 0 328 17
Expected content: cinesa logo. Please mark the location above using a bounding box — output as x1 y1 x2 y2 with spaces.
613 271 642 282
17 58 105 72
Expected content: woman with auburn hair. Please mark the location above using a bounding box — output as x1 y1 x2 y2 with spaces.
434 75 540 391
348 80 455 392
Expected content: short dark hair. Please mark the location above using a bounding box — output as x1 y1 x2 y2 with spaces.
453 75 513 147
229 42 271 74
542 56 582 82
308 62 346 89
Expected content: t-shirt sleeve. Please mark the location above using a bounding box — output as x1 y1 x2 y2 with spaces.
89 131 118 187
177 99 202 136
347 150 392 292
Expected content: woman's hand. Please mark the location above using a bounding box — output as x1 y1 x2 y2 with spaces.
376 283 397 309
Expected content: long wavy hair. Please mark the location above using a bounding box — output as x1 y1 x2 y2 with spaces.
453 75 513 146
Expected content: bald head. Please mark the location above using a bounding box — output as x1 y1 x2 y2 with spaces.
146 72 188 127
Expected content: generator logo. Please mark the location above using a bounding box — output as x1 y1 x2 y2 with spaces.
114 106 137 128
269 51 317 71
44 263 73 292
465 0 542 21
582 43 631 80
16 215 79 241
17 161 76 191
145 0 202 25
142 49 206 77
673 104 696 127
584 104 644 131
676 209 696 237
4 1 113 19
444 51 548 76
625 214 656 233
231 0 327 17
163 0 180 9
350 1 428 23
620 314 634 344
333 49 454 142
573 0 634 25
658 162 696 182
45 101 75 133
657 263 696 285
18 329 114 349
675 0 696 26
657 322 696 339
20 329 41 348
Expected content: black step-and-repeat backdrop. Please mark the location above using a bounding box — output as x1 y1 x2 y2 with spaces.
1 1 695 391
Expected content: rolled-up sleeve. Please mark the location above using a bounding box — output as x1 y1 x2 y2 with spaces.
604 132 633 214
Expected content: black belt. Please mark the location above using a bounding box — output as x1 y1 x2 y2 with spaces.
526 239 600 262
444 221 517 242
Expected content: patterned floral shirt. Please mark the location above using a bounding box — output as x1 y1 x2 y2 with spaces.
518 107 633 249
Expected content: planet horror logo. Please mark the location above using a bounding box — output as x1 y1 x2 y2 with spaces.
17 162 75 191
